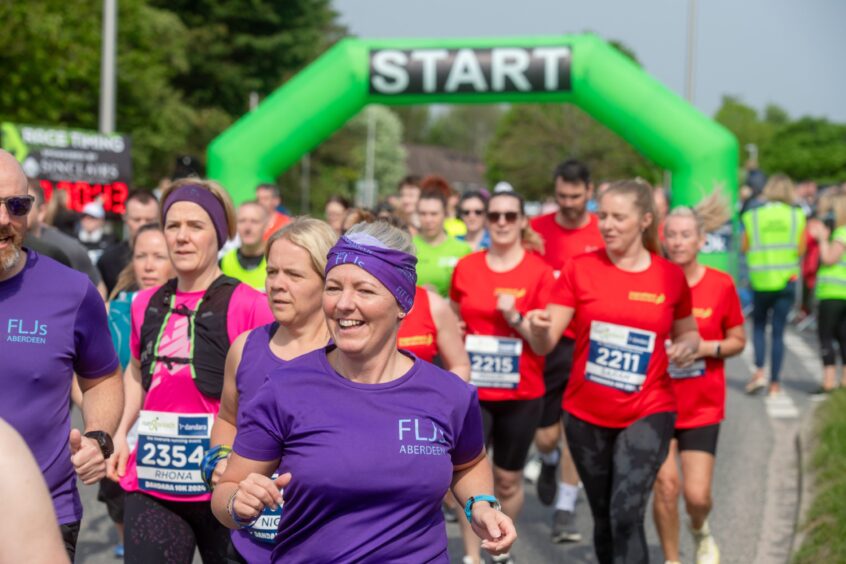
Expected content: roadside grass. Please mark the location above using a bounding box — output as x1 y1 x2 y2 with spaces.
794 390 846 564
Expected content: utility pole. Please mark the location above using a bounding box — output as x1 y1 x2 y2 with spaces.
685 0 697 103
99 0 117 134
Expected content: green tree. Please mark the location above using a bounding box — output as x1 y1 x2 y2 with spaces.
761 118 846 183
426 105 505 159
0 0 195 187
713 95 775 166
485 104 660 200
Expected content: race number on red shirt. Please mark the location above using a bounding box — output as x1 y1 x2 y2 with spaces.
451 251 555 401
551 250 692 428
669 267 743 428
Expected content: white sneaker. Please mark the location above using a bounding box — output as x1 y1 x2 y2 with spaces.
690 521 720 564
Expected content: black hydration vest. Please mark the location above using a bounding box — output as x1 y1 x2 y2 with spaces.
138 275 239 399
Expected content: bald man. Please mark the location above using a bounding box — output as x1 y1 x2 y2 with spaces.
0 150 124 560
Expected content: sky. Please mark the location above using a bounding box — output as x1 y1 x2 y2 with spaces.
334 0 846 122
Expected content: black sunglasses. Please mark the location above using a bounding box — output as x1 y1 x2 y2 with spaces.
460 208 485 217
0 195 35 217
487 211 520 223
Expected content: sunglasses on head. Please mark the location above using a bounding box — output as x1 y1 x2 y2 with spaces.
460 208 485 217
487 211 520 223
0 195 35 217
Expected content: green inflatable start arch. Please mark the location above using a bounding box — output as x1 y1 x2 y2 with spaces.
207 34 738 272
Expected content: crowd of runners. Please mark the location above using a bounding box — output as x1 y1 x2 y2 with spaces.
1 141 831 564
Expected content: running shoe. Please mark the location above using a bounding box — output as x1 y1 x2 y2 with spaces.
551 509 582 543
113 543 124 558
536 448 560 506
744 377 766 394
691 521 720 564
490 553 515 564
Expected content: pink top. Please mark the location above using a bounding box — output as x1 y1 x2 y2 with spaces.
120 282 272 502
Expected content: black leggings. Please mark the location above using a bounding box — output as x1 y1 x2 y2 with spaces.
565 411 676 564
124 492 230 564
818 299 846 366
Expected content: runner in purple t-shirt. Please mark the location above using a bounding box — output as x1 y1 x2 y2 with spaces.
212 221 518 563
208 218 336 563
0 150 124 561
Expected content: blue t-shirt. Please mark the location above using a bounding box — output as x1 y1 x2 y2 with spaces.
108 291 136 369
0 250 119 524
234 346 484 563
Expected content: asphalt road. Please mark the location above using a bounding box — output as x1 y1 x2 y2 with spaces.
74 323 821 563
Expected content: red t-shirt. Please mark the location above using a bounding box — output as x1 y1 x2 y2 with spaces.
551 251 692 428
530 212 604 339
451 251 555 401
670 267 743 428
397 286 438 363
263 212 291 240
530 212 604 275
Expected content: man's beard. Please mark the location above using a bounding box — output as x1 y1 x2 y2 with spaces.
0 228 23 273
559 207 584 221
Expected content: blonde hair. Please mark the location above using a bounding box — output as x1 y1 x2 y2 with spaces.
266 217 338 278
109 223 166 301
601 178 661 255
666 189 731 235
159 178 237 239
762 173 796 205
345 220 416 255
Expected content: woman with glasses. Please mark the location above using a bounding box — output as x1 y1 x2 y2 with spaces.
457 191 491 252
450 191 555 564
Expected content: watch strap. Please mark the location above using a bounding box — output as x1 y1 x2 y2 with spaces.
464 494 500 523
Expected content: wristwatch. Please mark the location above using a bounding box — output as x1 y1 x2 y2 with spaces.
714 341 722 358
84 431 114 459
507 311 524 328
464 495 501 523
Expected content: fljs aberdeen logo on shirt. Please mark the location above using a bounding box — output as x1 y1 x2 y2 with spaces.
5 318 48 344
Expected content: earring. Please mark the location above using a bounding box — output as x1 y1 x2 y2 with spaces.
398 312 406 319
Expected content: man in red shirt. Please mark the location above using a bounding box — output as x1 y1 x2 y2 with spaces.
529 159 604 543
256 183 291 240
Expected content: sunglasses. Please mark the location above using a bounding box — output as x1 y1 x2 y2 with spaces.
460 208 485 217
487 211 520 223
0 195 35 217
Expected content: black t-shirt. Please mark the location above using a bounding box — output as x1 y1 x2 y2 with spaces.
237 249 264 270
22 236 72 267
97 240 132 295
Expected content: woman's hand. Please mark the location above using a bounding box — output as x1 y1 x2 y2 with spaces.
667 340 697 368
526 309 551 337
495 292 518 323
230 473 291 522
808 218 830 242
106 433 129 482
471 504 517 556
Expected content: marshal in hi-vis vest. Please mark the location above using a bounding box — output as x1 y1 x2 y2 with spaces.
742 202 805 292
816 225 846 301
139 275 239 399
220 249 267 292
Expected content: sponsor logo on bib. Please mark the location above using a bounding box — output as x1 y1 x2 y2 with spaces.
628 291 666 305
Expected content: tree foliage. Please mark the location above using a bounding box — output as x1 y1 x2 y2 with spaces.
714 96 846 183
485 104 660 200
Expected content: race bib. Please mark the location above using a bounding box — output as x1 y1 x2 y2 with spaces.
586 321 655 393
136 411 212 496
247 474 284 544
668 359 707 379
466 335 522 389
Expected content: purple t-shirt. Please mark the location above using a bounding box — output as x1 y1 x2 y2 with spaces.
234 346 485 563
232 322 287 562
0 250 119 524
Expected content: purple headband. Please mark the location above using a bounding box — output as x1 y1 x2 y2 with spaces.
325 233 418 313
162 184 229 249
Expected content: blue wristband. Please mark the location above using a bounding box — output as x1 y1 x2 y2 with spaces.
464 495 501 523
201 444 232 490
